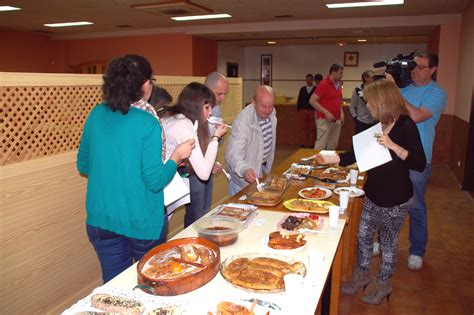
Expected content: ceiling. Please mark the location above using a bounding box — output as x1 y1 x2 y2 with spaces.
0 0 470 46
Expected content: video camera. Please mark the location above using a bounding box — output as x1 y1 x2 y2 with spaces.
373 50 417 88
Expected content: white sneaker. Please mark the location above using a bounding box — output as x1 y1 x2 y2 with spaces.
372 242 381 257
408 255 423 271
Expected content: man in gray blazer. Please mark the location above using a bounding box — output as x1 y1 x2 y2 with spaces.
225 85 277 195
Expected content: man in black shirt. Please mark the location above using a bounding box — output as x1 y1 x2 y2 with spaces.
296 74 316 148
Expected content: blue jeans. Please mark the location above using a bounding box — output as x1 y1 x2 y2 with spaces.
408 164 431 257
185 173 213 228
86 221 167 283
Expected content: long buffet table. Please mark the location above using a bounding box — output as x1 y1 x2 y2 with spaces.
64 148 364 315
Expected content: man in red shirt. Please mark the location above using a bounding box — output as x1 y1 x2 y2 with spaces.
310 64 344 150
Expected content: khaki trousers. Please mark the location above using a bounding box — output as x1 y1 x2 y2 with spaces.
314 119 342 150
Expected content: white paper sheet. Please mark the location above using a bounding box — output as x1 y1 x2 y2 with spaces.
353 123 392 172
164 172 190 207
166 177 190 220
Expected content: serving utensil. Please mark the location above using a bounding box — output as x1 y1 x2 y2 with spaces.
255 177 264 191
300 174 337 184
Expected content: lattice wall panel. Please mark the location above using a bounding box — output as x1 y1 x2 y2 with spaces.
1 86 102 165
1 77 242 166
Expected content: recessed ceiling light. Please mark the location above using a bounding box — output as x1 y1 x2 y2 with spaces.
267 41 276 44
357 39 367 42
0 6 21 11
44 21 93 28
171 13 231 21
338 43 346 47
326 0 403 9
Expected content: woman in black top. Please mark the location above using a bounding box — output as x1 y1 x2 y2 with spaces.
316 79 426 305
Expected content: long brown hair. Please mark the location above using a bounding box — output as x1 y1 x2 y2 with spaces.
363 79 408 125
163 82 216 153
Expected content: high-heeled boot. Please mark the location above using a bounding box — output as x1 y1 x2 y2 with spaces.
340 269 371 295
361 278 392 304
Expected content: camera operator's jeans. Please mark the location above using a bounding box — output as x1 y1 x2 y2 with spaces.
87 221 167 283
314 119 342 150
408 164 431 257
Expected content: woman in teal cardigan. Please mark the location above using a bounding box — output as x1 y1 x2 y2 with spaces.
77 55 194 282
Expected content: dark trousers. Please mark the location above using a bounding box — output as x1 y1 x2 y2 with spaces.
185 173 213 228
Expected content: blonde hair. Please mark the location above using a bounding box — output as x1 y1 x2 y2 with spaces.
363 79 408 124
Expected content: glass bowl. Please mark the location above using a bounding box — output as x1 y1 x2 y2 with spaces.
193 215 244 247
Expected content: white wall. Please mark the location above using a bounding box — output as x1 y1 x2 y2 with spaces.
217 42 246 84
233 43 426 104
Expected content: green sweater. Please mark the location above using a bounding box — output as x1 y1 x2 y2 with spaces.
77 103 177 239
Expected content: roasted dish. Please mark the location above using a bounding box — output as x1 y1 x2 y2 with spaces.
221 256 305 292
267 231 306 250
280 214 319 231
321 168 348 181
283 199 332 214
90 293 145 314
142 244 216 280
299 187 329 199
249 190 281 200
283 164 312 180
265 176 289 192
208 301 256 315
215 206 255 222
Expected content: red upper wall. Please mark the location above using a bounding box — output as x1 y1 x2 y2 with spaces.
0 31 57 72
192 37 217 76
0 31 217 76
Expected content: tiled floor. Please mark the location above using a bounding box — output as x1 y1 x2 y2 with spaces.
337 163 474 315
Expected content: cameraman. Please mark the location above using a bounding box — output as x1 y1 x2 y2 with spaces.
387 51 447 271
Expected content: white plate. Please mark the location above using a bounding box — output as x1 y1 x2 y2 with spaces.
261 235 307 253
334 187 365 197
298 186 332 200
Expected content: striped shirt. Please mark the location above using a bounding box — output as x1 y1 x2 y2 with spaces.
259 117 273 163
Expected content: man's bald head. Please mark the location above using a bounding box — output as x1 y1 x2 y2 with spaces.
253 85 275 119
205 72 228 104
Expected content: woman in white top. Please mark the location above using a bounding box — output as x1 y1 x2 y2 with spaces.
162 82 227 227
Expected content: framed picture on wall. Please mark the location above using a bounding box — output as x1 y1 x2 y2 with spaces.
260 54 272 86
226 62 239 77
344 52 359 67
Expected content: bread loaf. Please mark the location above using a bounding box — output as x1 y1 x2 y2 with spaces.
91 293 145 314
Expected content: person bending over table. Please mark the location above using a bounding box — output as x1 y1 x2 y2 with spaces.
316 79 426 305
161 82 227 228
77 55 194 283
225 85 277 195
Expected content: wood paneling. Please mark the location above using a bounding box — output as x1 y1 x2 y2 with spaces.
448 115 469 185
0 152 102 314
275 104 454 166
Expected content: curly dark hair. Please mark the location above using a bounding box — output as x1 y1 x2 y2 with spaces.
103 54 152 114
163 82 216 154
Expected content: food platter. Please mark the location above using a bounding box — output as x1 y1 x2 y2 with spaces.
211 203 258 227
220 253 306 293
247 190 283 207
278 213 323 234
282 163 312 180
334 186 365 197
283 199 334 214
197 298 283 315
321 167 349 183
261 234 307 253
298 186 332 200
136 238 220 296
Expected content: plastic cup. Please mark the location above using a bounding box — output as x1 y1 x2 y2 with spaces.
350 169 359 186
328 205 340 230
339 190 350 210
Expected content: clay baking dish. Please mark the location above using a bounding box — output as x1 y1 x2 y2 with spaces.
136 237 220 296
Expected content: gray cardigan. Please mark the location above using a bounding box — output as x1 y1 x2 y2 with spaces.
225 104 277 191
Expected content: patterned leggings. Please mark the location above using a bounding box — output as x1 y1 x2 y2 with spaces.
357 197 412 281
